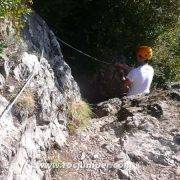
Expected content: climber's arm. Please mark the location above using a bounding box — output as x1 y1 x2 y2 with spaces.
114 63 134 92
115 63 133 73
123 78 133 87
121 78 132 93
123 69 135 91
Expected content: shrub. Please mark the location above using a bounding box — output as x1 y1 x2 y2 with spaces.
34 0 179 59
67 100 93 135
34 0 179 85
0 0 33 35
152 23 180 86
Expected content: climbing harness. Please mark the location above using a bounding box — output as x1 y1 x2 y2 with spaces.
56 37 111 65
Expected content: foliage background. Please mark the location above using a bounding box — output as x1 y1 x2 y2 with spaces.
33 0 179 84
153 23 180 85
0 0 179 87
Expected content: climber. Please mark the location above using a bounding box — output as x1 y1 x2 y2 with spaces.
115 46 154 96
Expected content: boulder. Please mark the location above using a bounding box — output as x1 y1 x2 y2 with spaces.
94 98 122 117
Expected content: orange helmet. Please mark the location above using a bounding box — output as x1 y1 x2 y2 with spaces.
137 46 153 60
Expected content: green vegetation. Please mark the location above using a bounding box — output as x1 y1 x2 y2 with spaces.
153 24 180 85
0 0 33 35
67 100 93 135
34 0 179 84
0 43 6 54
34 0 178 56
0 0 179 85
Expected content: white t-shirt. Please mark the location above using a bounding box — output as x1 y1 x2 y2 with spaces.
126 64 154 96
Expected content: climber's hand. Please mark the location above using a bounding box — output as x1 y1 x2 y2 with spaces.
123 78 132 87
122 78 132 92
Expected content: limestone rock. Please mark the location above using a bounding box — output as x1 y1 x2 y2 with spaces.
6 85 15 93
0 73 5 89
0 13 81 180
94 98 122 117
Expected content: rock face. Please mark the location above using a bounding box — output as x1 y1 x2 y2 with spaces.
51 88 180 180
0 14 80 179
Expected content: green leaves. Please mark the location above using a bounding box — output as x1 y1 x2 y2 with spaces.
153 23 180 84
35 0 178 57
33 0 179 83
0 0 33 36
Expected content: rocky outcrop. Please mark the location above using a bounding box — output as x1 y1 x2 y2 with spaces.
52 88 180 180
0 14 80 179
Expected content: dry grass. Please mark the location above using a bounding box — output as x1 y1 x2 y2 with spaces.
15 89 36 115
67 100 93 135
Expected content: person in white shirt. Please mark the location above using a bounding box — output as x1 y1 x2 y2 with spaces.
115 46 154 96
